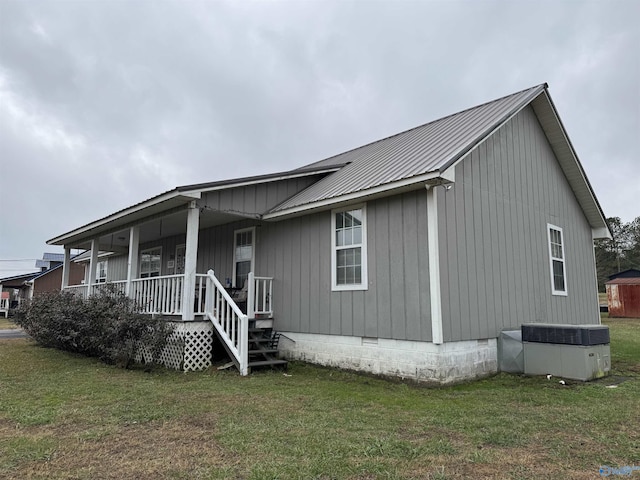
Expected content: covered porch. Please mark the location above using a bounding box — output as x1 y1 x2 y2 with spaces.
48 193 279 375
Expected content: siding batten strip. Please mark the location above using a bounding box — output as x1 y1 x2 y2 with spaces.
426 186 444 344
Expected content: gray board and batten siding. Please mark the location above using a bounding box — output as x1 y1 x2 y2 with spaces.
255 190 433 342
438 104 600 343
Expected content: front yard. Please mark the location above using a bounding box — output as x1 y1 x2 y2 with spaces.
0 316 638 479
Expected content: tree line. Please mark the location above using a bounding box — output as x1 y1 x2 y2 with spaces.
595 216 640 291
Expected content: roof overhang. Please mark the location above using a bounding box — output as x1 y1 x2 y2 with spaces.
47 191 201 247
530 90 612 239
47 165 343 249
263 169 453 220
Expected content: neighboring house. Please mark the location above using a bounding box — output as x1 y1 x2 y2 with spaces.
47 83 611 382
0 253 81 307
0 272 39 309
24 261 85 299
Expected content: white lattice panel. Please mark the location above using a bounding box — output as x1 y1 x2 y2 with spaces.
136 321 213 372
181 322 213 371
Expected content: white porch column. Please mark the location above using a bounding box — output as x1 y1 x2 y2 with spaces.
88 239 99 289
426 186 443 345
61 246 71 290
182 201 200 320
126 226 140 296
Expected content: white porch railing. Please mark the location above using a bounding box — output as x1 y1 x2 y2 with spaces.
247 272 273 319
204 269 249 375
62 272 272 325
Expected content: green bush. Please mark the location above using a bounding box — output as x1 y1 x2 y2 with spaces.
14 287 175 368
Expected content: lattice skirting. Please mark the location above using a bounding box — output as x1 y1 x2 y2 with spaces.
136 321 213 372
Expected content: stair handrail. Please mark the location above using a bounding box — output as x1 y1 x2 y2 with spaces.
205 269 249 375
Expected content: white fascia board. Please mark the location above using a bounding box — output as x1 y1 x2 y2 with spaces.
534 91 611 236
592 227 613 240
263 170 444 220
47 191 201 246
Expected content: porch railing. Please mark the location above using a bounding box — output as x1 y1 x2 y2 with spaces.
204 269 249 375
62 272 272 323
64 274 208 316
247 272 273 318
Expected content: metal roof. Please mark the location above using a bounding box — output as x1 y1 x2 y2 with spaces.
606 277 640 285
42 253 65 262
270 84 546 213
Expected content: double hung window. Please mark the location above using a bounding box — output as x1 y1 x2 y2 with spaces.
547 224 567 296
96 260 108 283
332 205 367 291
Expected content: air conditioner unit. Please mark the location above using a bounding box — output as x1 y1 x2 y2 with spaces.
522 324 610 381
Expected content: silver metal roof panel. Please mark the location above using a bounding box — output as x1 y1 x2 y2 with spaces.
272 85 546 213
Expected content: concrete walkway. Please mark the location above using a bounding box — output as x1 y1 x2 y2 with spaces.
0 329 29 339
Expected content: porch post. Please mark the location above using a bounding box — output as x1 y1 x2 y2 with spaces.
88 239 99 292
61 246 71 290
126 226 140 296
426 186 443 345
182 201 200 321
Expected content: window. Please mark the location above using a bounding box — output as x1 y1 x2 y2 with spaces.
96 260 108 283
547 224 567 296
233 228 255 288
140 247 162 278
332 205 367 291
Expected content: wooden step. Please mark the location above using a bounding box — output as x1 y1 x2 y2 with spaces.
248 359 289 368
248 348 279 355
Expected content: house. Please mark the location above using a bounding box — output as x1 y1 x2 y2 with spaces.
0 271 39 309
47 83 611 382
24 261 85 300
0 253 83 308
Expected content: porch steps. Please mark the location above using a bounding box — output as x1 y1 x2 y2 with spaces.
247 323 288 372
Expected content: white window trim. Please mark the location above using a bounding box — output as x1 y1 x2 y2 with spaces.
96 260 108 283
233 227 256 288
140 246 162 278
331 203 368 291
547 224 568 296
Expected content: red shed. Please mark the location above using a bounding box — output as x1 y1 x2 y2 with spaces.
606 277 640 318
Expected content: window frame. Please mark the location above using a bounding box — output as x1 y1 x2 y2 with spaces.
95 260 108 283
331 204 368 291
233 227 256 288
547 224 568 296
140 247 162 279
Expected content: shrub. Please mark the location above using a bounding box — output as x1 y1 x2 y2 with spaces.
15 287 175 369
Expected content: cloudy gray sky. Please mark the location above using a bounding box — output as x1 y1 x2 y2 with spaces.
1 0 638 278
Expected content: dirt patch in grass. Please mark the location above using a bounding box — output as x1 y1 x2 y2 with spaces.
1 414 240 479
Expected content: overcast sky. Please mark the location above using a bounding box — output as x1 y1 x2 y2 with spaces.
0 0 638 279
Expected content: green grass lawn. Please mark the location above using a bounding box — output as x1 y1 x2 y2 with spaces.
0 317 19 329
1 318 638 479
